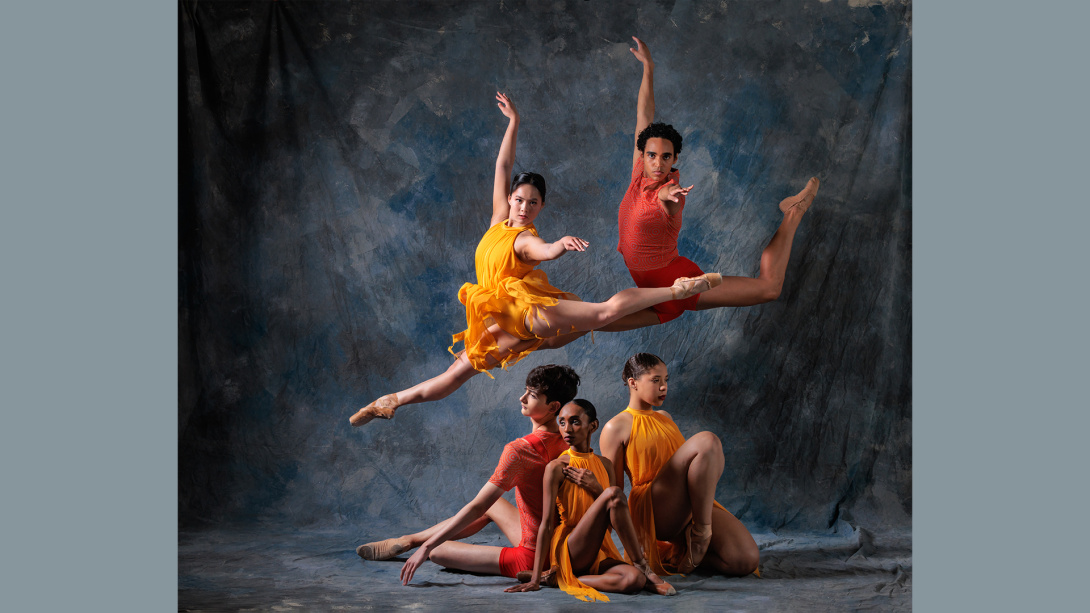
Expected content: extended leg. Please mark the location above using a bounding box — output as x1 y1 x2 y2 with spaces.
350 326 537 425
694 177 818 308
357 497 520 561
427 541 504 575
530 274 719 337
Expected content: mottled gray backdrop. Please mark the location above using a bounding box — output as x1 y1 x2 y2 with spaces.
180 1 910 606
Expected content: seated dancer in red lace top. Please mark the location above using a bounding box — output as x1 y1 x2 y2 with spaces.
357 364 578 584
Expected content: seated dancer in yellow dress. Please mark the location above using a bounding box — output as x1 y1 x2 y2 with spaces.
351 94 720 427
600 353 760 577
504 399 675 601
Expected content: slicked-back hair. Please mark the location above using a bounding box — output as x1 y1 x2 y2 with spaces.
569 398 598 424
526 364 580 408
622 352 666 384
636 122 683 157
511 172 547 202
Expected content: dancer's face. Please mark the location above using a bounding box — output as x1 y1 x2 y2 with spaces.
508 184 544 227
558 403 597 450
520 386 558 420
641 138 677 181
629 362 669 407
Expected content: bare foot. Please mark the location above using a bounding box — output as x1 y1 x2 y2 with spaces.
350 393 400 427
778 177 820 213
356 535 413 560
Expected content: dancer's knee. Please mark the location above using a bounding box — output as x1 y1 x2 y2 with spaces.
604 486 627 511
616 567 646 593
692 431 724 458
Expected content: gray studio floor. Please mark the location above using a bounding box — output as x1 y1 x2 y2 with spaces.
179 524 910 611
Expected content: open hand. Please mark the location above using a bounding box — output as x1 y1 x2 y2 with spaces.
400 547 429 585
562 465 602 493
504 581 542 593
658 182 693 203
496 92 518 121
557 236 589 252
630 36 653 66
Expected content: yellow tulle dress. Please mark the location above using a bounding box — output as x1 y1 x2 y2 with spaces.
450 221 579 373
622 406 730 576
549 448 624 603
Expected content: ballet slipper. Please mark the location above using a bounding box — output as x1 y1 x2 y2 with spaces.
356 535 412 560
350 393 400 427
635 560 676 596
670 273 723 300
778 177 820 213
675 522 713 574
516 565 559 587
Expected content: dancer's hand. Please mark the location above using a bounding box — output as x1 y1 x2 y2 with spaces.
400 546 429 585
563 465 603 496
496 92 519 121
556 236 589 253
658 182 693 204
504 581 541 593
630 36 654 67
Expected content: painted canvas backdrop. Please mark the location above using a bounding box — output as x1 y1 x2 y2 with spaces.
180 0 910 541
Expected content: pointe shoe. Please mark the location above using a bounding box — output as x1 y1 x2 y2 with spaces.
778 177 820 213
670 273 723 300
635 561 676 596
356 536 412 560
516 565 559 587
350 393 400 427
675 522 713 574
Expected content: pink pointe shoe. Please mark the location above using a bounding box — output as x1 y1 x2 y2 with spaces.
670 273 723 301
778 177 820 213
350 393 400 427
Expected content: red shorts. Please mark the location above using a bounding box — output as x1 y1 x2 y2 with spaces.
628 256 705 324
498 545 536 578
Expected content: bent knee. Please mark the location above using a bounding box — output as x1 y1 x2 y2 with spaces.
604 486 627 508
692 431 724 455
619 571 646 593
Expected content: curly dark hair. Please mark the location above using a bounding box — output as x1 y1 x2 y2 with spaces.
636 122 683 156
511 172 547 202
568 398 598 424
526 364 580 408
621 352 665 384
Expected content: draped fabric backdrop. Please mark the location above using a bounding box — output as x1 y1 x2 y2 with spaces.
180 0 910 609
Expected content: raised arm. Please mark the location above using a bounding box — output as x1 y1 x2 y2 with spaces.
505 461 565 593
491 92 520 227
630 36 655 167
400 481 505 585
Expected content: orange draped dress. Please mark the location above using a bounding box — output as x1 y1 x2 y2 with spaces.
450 221 579 373
548 448 624 603
622 406 730 576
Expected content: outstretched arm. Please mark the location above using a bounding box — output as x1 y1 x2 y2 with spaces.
505 462 564 593
513 232 589 264
630 36 655 167
400 482 505 585
492 92 520 227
